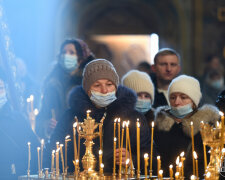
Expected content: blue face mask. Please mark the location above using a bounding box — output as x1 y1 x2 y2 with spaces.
135 99 152 113
90 91 117 108
170 103 193 119
210 79 224 90
60 54 78 72
0 91 7 109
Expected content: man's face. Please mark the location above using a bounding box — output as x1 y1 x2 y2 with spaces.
152 55 181 83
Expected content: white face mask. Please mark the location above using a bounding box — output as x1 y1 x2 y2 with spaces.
60 54 78 72
170 103 193 119
90 90 117 108
135 99 152 113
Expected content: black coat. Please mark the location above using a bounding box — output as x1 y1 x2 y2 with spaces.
48 85 153 174
0 103 39 179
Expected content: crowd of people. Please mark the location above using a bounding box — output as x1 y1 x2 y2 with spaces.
0 38 224 179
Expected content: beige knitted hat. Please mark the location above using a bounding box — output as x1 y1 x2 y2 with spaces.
168 75 202 106
121 70 155 104
82 59 119 94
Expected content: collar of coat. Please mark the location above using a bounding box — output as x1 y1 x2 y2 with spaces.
154 104 220 137
68 85 137 114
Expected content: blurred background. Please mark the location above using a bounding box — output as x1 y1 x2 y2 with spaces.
0 0 224 111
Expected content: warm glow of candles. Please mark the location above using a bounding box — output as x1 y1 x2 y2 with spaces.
27 142 31 175
56 148 60 176
176 156 180 173
87 110 91 118
125 121 128 175
51 150 55 173
65 135 71 174
158 169 163 179
180 151 185 177
113 137 117 175
206 171 211 180
150 121 154 177
193 151 199 178
37 147 40 174
118 118 121 153
190 175 196 180
41 139 44 172
144 153 149 178
157 156 161 177
169 165 173 179
99 123 103 151
220 111 224 150
114 118 117 141
190 121 196 176
137 119 140 178
127 121 134 175
100 163 104 175
73 123 78 163
60 144 65 174
175 172 179 180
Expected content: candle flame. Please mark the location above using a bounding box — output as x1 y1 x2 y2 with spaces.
190 175 196 180
179 162 182 167
73 122 77 128
144 153 148 159
37 147 40 151
126 159 130 165
34 108 39 115
29 95 34 101
193 151 197 159
190 121 193 126
159 170 163 175
56 142 59 145
217 121 220 127
180 151 185 157
99 150 103 155
127 121 130 127
114 118 117 123
65 135 70 139
27 142 31 145
219 111 224 116
152 121 154 128
60 144 64 147
122 121 126 128
175 172 179 177
87 110 91 114
137 118 139 122
52 150 55 154
114 137 117 142
200 121 204 124
76 159 79 163
176 156 180 165
41 139 44 144
27 98 30 103
56 148 60 152
206 172 211 177
118 118 120 123
137 122 140 128
169 164 173 168
88 168 92 171
157 156 160 160
100 163 104 168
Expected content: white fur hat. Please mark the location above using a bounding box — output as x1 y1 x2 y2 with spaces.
121 70 155 104
168 75 202 106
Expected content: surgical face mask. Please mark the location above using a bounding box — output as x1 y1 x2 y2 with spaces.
170 103 193 119
135 98 152 113
60 54 78 72
0 91 7 109
210 78 224 90
90 90 117 108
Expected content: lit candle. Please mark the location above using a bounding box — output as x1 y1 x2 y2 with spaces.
113 137 117 175
78 126 81 160
201 121 207 173
178 162 182 176
193 151 199 178
37 147 40 175
60 144 65 174
51 150 55 173
158 170 163 179
56 141 59 149
180 152 185 177
99 150 103 174
65 135 71 174
176 156 180 173
190 121 196 175
118 118 121 152
55 148 60 176
27 142 31 176
100 163 104 175
150 121 154 177
87 110 91 118
205 172 211 180
157 156 161 177
220 112 224 150
144 153 149 178
190 175 196 180
125 121 128 175
73 123 78 165
175 172 179 180
119 122 125 175
169 165 173 179
114 118 117 141
99 122 103 151
137 119 140 178
41 139 44 172
127 121 134 176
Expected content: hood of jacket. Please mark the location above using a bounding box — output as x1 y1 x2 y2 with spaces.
154 104 220 137
68 85 137 115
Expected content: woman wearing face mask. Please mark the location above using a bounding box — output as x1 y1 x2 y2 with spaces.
48 59 152 174
121 70 155 126
154 75 220 178
36 38 95 140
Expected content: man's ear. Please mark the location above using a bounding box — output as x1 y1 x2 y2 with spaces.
151 64 156 73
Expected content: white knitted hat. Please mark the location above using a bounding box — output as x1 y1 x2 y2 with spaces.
121 70 155 104
168 75 202 106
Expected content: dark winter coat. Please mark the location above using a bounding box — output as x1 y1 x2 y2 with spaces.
154 104 220 178
0 103 39 180
48 85 153 174
36 64 84 139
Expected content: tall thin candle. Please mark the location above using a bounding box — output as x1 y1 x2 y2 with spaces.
40 139 44 172
220 112 224 149
118 118 121 152
136 119 140 178
51 150 55 173
190 121 196 175
157 156 161 177
127 121 134 175
119 122 125 175
194 151 199 179
37 147 40 175
99 150 103 174
144 153 149 178
55 148 60 176
125 121 128 174
169 165 173 179
113 137 117 176
150 121 154 177
60 144 65 174
27 142 31 176
73 122 78 175
65 135 71 174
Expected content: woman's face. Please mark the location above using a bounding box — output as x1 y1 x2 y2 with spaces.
62 43 77 56
137 92 151 100
88 79 116 96
169 92 194 107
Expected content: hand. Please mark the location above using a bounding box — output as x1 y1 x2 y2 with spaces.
47 118 57 135
115 148 130 166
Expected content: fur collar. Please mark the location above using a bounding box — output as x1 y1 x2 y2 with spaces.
154 104 220 137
